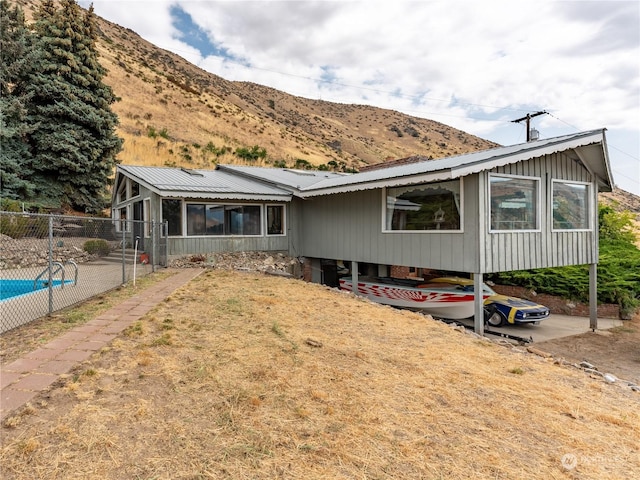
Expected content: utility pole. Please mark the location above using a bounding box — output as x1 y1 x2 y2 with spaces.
511 110 547 141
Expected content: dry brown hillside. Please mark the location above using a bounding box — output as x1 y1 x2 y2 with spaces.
600 188 640 214
19 0 496 171
17 0 638 214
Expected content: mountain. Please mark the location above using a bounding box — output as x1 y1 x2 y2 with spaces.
17 0 496 172
17 0 638 215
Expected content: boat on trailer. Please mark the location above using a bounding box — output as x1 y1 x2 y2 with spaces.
338 276 492 319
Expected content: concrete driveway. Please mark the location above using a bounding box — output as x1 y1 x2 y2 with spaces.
457 314 622 343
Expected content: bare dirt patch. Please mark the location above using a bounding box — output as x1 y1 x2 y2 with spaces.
1 269 638 479
535 312 640 385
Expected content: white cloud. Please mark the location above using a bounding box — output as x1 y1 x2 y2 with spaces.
80 0 639 195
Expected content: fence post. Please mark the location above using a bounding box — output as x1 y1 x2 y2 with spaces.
151 220 156 273
122 224 126 285
164 221 168 267
48 215 54 315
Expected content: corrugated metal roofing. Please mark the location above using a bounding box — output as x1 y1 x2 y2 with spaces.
117 165 292 201
116 129 611 201
217 165 348 190
297 129 611 197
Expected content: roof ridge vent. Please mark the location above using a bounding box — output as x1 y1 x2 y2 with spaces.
181 167 204 177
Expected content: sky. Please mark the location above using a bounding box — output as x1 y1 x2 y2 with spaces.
78 0 640 196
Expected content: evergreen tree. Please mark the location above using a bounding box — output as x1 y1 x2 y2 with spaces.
22 0 122 213
0 0 35 200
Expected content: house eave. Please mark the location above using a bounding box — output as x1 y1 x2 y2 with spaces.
298 171 454 198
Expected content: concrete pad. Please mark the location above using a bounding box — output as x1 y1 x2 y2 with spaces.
456 314 622 343
499 315 622 343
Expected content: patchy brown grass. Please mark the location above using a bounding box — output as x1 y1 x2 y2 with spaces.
0 271 174 364
1 269 638 479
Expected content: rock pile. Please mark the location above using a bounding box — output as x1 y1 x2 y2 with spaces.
169 251 302 277
0 234 113 269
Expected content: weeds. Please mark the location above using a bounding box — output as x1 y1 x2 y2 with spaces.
126 321 144 336
271 321 299 351
151 333 172 346
271 321 283 337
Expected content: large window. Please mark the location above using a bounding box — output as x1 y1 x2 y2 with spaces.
267 205 285 235
162 199 182 236
186 204 206 235
552 181 590 230
385 180 461 231
490 175 539 231
226 205 261 235
186 203 261 236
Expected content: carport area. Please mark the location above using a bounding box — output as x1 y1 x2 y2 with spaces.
455 314 622 343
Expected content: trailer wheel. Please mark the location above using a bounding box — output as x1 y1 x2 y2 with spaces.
485 306 505 327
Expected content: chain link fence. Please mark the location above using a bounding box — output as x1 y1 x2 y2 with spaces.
0 212 167 334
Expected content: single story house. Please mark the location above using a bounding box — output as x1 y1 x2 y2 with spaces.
112 129 613 333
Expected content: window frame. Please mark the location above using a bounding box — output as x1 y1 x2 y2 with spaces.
225 204 262 236
116 178 127 203
131 181 140 199
488 173 541 233
143 198 152 238
116 205 129 233
551 179 592 232
184 201 265 237
382 178 464 233
266 204 286 236
162 198 183 237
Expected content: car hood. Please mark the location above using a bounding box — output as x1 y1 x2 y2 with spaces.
487 295 548 311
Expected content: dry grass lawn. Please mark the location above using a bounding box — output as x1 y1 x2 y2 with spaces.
1 269 638 479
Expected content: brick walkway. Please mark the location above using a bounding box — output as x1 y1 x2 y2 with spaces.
0 268 203 422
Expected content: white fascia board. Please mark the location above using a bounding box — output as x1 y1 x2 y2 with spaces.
299 130 607 198
116 168 164 197
452 130 606 178
110 172 122 205
298 171 453 198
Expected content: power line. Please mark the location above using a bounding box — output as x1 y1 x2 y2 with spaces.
510 111 548 141
156 41 542 116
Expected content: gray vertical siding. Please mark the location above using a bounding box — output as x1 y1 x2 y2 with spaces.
298 151 597 274
484 152 596 272
167 236 289 256
144 192 293 257
120 148 600 273
298 177 481 272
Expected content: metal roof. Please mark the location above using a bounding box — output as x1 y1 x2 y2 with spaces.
116 165 292 201
297 129 612 197
115 129 612 201
217 165 348 190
